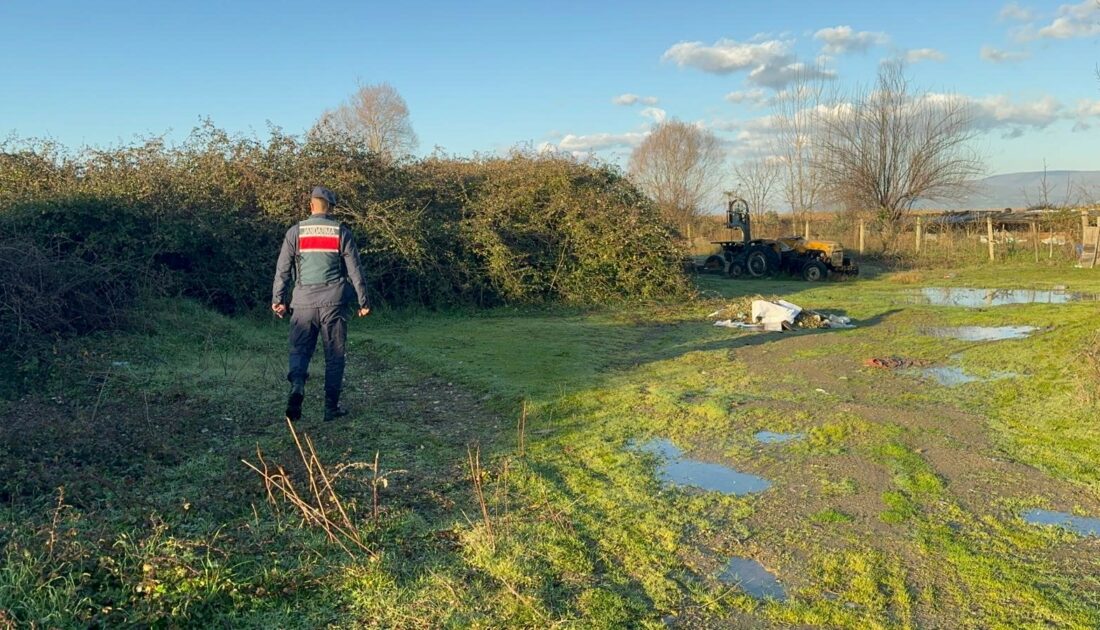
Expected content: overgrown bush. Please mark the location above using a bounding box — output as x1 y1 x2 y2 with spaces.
0 125 689 385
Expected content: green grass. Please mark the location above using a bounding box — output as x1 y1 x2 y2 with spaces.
2 262 1099 627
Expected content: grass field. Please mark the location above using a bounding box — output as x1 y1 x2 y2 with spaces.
2 263 1099 628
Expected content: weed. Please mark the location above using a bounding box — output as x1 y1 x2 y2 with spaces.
242 420 375 558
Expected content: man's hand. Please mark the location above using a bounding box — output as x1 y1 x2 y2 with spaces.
272 303 287 319
357 307 371 318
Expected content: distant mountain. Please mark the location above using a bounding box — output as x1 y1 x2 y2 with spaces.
914 170 1100 210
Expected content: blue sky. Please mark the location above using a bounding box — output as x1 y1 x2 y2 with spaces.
2 0 1098 176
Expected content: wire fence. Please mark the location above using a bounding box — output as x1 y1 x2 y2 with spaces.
694 208 1100 268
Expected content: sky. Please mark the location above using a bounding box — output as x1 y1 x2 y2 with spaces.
1 0 1098 177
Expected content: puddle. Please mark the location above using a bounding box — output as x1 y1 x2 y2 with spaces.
917 366 1017 387
919 366 981 386
718 557 787 601
754 431 805 444
637 438 772 496
926 326 1038 341
906 288 1096 307
1022 509 1100 537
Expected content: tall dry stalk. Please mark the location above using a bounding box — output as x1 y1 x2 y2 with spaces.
467 443 494 546
517 400 528 457
242 419 375 558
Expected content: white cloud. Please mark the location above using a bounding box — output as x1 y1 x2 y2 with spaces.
904 48 947 63
999 2 1034 21
958 93 1100 137
612 93 659 106
968 94 1065 136
980 45 1031 63
661 37 793 74
725 88 770 106
813 25 889 55
556 131 650 152
1022 0 1100 39
640 107 667 123
662 36 837 90
748 62 837 90
1077 99 1100 118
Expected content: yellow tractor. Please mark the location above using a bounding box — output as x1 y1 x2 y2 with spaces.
702 198 858 281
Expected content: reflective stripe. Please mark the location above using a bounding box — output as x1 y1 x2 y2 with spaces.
300 235 340 252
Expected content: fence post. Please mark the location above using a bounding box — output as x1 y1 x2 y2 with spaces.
1083 210 1090 246
1031 221 1039 263
858 219 865 255
986 214 995 262
915 216 922 254
1092 218 1100 269
804 220 810 240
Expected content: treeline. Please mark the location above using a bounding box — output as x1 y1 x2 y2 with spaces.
0 123 689 386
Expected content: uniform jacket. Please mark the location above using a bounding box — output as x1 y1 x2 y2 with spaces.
272 214 370 309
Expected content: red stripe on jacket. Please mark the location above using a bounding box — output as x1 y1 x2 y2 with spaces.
299 235 340 252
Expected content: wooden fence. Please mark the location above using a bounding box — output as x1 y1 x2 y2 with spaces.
695 209 1100 267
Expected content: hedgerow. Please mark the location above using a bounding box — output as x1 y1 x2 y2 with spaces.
0 123 689 384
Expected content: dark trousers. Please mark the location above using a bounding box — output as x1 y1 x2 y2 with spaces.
287 305 348 397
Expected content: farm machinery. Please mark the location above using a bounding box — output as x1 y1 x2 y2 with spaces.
702 198 859 281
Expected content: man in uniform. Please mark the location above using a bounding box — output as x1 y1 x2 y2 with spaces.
272 186 371 422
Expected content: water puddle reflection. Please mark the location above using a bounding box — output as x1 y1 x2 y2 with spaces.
917 366 1017 386
1022 509 1100 537
926 326 1038 341
906 287 1095 307
637 438 771 496
718 557 787 601
754 431 805 444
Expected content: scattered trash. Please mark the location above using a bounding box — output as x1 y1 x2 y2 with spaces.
635 438 771 496
752 300 802 332
718 557 787 601
826 314 855 329
714 320 765 331
111 361 131 367
709 297 856 332
864 357 931 369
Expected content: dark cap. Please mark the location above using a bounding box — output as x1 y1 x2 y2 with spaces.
310 186 337 206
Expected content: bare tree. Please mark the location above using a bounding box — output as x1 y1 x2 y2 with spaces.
628 120 725 238
1021 159 1079 210
814 62 983 248
313 82 419 162
770 66 830 220
732 156 780 223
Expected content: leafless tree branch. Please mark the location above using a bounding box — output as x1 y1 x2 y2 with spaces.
814 61 984 248
628 120 725 236
312 82 419 162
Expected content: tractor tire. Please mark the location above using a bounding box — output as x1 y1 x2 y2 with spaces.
801 260 828 282
702 255 726 273
727 260 746 279
745 246 779 278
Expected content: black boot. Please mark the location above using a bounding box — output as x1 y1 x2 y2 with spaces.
324 390 347 422
285 381 305 422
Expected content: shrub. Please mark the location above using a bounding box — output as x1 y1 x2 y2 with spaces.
0 126 690 389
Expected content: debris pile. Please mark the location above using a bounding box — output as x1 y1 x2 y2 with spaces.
863 357 931 369
709 297 854 332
